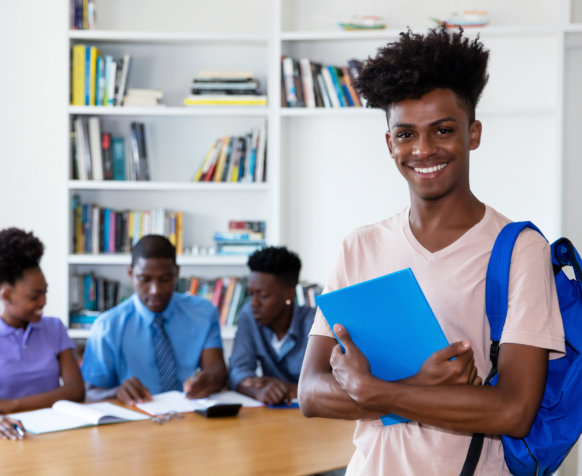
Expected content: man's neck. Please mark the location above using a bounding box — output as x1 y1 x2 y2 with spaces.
408 193 485 253
268 305 294 341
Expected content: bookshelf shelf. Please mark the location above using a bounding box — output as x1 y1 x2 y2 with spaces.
69 106 269 117
68 254 249 266
69 325 239 341
68 180 269 192
69 30 270 44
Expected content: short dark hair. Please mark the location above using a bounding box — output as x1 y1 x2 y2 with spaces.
247 246 301 287
131 235 176 267
0 227 44 285
356 26 489 122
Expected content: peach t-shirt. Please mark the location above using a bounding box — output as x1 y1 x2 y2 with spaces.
310 206 565 475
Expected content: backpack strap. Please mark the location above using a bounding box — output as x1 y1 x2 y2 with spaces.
460 221 545 476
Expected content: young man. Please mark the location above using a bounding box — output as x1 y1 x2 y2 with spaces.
298 27 565 474
82 235 226 404
228 246 315 405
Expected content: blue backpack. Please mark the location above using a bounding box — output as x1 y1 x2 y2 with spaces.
461 221 582 476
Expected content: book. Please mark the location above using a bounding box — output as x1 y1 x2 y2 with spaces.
8 401 149 434
111 137 126 180
130 122 150 181
88 117 103 180
115 53 131 106
184 94 267 106
101 132 114 180
282 56 297 107
254 119 267 182
71 44 86 105
299 58 316 108
315 268 449 426
73 117 90 180
136 390 263 416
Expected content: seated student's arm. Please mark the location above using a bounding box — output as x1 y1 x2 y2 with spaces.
313 324 547 438
184 348 227 398
0 349 85 413
299 334 479 420
238 376 297 405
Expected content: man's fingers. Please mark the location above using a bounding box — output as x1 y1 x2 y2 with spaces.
333 324 354 353
435 341 472 362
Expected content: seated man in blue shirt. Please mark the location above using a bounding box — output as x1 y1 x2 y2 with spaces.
82 235 227 404
228 246 315 405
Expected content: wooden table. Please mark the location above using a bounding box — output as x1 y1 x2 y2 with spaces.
0 407 355 476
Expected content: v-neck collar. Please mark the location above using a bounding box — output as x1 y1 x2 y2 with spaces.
402 205 492 260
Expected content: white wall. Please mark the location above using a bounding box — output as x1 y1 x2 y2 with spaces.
0 0 69 319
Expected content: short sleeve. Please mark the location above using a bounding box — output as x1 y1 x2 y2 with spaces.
51 318 75 354
501 230 565 359
202 304 223 349
81 316 119 388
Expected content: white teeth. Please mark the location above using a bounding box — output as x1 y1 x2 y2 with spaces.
413 163 448 174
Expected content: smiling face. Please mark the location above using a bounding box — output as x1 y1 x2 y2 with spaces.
385 88 482 204
0 267 48 328
129 257 179 314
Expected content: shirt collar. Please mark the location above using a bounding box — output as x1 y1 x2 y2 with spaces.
132 293 177 324
0 317 42 337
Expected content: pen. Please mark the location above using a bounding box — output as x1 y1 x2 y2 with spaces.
12 424 25 438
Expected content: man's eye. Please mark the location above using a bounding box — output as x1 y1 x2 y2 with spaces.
396 131 412 138
437 127 452 135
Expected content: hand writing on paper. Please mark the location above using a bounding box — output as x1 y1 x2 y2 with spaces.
0 416 26 441
116 377 153 405
411 341 482 387
183 370 214 399
240 377 297 405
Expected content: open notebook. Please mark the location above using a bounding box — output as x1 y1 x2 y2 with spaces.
9 401 149 434
136 390 263 416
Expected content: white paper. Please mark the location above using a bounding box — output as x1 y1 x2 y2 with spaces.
8 401 149 434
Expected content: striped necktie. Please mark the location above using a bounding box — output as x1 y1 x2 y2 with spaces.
151 314 180 392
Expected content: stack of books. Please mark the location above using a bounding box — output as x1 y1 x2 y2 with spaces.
71 46 131 106
213 220 266 256
71 196 184 255
281 56 365 108
177 276 249 327
123 89 163 106
193 121 267 183
69 272 121 327
72 117 150 181
184 71 267 106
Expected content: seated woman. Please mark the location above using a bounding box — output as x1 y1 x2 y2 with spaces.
0 228 84 440
228 246 315 405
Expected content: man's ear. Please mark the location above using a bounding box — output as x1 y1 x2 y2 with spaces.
0 284 12 302
127 266 133 279
469 120 482 150
385 131 394 156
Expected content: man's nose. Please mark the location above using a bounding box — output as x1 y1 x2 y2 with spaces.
412 135 437 158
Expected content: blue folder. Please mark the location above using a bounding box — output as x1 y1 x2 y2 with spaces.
315 268 449 425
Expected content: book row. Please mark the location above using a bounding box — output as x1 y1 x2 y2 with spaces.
69 274 321 331
70 0 96 30
193 122 267 183
72 197 184 255
281 56 365 108
185 71 267 106
70 273 122 324
71 44 131 107
72 117 149 181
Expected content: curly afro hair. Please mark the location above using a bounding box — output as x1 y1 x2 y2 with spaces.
356 26 489 122
247 246 301 287
0 227 44 285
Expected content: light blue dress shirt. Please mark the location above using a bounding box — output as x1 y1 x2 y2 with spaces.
82 292 222 394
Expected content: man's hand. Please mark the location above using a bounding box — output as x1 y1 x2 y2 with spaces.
412 340 482 386
330 324 375 402
240 377 296 405
0 417 25 441
183 370 215 399
116 377 153 405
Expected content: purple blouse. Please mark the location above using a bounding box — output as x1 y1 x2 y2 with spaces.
0 317 75 399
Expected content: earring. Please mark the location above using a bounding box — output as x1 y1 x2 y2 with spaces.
285 299 292 306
